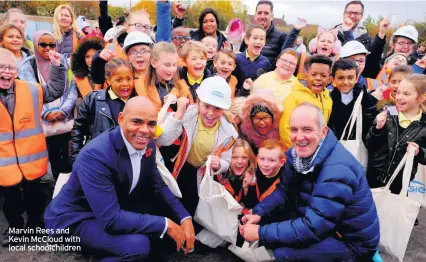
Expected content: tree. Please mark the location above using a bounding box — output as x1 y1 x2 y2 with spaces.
108 5 127 21
133 0 157 24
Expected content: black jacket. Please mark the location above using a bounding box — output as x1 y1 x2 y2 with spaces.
328 84 378 142
334 24 372 51
362 35 386 79
91 50 107 84
365 113 426 193
239 22 296 66
70 89 135 165
190 29 228 51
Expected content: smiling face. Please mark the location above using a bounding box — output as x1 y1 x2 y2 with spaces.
197 101 224 128
151 51 178 82
316 32 335 56
251 111 273 136
1 28 24 53
389 72 406 97
387 54 408 71
231 146 249 176
344 3 364 28
290 106 328 159
201 37 218 59
128 44 152 72
8 12 26 33
185 50 207 79
306 63 330 94
202 13 217 35
58 8 73 29
396 79 424 114
0 53 18 90
37 34 57 60
107 65 134 100
276 53 298 79
213 52 236 79
244 28 266 57
392 36 415 55
333 69 357 94
257 147 285 177
254 4 273 30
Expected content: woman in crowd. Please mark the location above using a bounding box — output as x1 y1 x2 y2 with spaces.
240 90 281 153
3 8 33 50
19 30 76 179
384 25 419 65
70 58 136 166
0 24 32 65
71 36 105 98
190 8 229 50
53 4 81 56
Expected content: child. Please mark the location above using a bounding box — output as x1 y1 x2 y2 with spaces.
256 139 286 202
372 65 413 101
213 49 238 97
328 59 378 141
70 58 136 166
157 76 238 219
376 53 408 84
234 25 270 96
201 36 218 73
225 96 246 132
366 74 426 194
220 139 258 214
178 40 213 101
280 54 333 150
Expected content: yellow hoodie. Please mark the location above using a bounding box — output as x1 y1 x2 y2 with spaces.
279 80 333 150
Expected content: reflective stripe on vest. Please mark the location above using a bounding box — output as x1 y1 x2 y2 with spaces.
0 80 48 186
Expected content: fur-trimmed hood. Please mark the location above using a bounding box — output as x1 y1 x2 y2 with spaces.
240 90 282 148
71 36 105 78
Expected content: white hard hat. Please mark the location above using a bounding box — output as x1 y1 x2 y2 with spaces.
104 27 118 42
123 31 154 53
392 25 418 43
196 76 232 110
340 40 370 58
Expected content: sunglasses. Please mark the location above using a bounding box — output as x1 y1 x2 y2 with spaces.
39 42 57 48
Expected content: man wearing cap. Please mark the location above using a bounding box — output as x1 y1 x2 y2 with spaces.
157 76 239 223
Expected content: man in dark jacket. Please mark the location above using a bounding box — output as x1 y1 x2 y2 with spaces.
239 1 296 66
334 1 372 51
240 103 379 261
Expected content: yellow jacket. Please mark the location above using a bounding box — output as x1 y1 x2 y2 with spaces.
279 80 333 150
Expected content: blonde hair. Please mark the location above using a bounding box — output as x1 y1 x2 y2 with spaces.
0 24 31 51
5 8 26 23
214 49 236 63
125 10 151 25
404 74 426 112
146 42 184 92
230 138 257 178
180 40 207 60
53 4 78 43
259 139 286 159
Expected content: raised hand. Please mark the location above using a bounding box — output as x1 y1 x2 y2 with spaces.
243 78 253 91
174 1 187 19
294 18 307 31
379 17 391 39
376 110 388 129
99 48 114 62
342 17 354 32
48 50 61 67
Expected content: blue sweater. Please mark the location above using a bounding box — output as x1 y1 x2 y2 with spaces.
234 53 270 95
253 130 379 257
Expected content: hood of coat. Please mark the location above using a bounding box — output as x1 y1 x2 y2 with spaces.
240 91 282 147
71 36 105 78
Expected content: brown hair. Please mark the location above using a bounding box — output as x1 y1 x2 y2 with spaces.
230 138 257 178
214 49 236 63
244 25 266 40
105 58 134 80
404 74 426 112
389 65 413 80
259 139 286 159
0 24 30 51
180 40 207 60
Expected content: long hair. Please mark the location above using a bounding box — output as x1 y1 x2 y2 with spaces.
229 138 257 179
404 74 426 112
198 8 220 35
53 4 78 43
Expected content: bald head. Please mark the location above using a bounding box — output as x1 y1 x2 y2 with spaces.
119 96 158 150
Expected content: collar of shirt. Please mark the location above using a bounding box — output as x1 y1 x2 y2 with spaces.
399 110 422 128
273 71 294 84
341 89 354 105
246 49 260 62
197 115 220 133
120 128 147 158
187 72 204 86
108 87 129 103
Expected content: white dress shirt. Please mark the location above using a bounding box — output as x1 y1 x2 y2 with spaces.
120 129 190 238
341 89 354 106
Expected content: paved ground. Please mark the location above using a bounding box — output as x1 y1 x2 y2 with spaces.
0 195 425 262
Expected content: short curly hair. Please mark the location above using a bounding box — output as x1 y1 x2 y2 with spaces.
71 36 105 78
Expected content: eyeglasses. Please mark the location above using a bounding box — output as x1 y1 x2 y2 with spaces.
39 42 57 48
0 65 18 73
396 41 414 47
129 23 152 32
129 50 151 56
279 58 297 67
252 115 272 124
345 11 363 17
173 35 191 41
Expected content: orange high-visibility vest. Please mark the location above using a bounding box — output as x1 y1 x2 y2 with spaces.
74 76 103 98
0 80 48 186
366 78 384 92
228 75 238 98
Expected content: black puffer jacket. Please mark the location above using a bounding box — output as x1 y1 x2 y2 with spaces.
190 29 228 51
365 113 426 193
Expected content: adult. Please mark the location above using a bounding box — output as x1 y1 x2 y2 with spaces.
239 0 297 65
294 36 306 53
334 1 372 50
3 8 34 50
0 24 32 66
240 103 380 261
45 96 195 261
171 27 190 56
190 8 228 51
53 4 82 56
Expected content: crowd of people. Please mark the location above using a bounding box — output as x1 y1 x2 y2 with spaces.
1 0 426 261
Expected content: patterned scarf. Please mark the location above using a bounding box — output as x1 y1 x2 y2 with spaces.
292 139 324 174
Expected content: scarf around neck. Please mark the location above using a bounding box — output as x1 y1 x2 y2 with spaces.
292 139 324 174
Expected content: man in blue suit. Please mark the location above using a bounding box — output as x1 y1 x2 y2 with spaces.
45 96 195 261
239 103 380 261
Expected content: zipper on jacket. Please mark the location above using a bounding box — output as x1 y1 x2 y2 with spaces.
99 110 116 127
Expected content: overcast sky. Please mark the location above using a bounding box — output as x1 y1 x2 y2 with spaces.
108 0 426 28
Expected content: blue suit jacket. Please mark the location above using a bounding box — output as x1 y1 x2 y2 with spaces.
45 127 190 237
